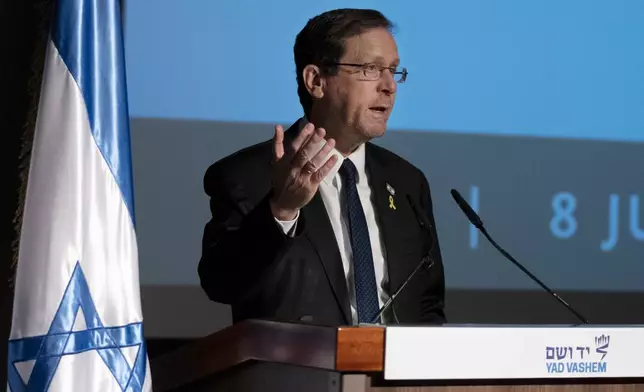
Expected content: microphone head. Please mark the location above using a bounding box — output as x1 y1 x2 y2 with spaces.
450 189 484 229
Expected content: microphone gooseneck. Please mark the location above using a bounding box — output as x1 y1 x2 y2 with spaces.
450 188 589 325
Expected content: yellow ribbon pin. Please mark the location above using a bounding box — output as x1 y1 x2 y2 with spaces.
388 195 396 210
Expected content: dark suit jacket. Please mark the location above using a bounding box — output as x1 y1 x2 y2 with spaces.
198 121 446 326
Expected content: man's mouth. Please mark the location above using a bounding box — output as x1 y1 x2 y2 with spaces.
369 106 389 113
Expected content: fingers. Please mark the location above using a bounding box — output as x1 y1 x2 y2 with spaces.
292 126 326 169
307 137 336 172
311 152 339 184
290 123 315 154
273 125 285 161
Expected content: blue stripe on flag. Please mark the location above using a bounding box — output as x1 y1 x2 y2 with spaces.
51 0 136 224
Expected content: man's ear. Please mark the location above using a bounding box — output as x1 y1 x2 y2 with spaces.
303 64 325 99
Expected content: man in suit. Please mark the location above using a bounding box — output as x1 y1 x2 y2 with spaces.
198 8 446 326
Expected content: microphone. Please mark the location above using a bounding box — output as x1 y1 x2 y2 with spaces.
450 189 589 325
368 195 435 324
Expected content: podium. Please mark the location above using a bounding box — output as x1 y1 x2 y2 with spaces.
150 319 644 392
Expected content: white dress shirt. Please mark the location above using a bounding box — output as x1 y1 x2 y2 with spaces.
274 119 390 325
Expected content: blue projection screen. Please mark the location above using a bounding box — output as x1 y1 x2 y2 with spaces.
127 0 644 142
124 0 644 334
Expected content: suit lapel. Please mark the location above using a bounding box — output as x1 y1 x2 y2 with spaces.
364 144 409 295
302 193 352 324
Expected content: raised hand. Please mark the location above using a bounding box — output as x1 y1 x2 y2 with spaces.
270 123 339 220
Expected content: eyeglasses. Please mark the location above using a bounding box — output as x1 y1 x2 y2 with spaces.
330 62 408 83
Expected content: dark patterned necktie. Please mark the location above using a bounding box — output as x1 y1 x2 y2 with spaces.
339 159 380 324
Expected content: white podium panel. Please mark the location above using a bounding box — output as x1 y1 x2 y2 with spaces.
384 325 644 381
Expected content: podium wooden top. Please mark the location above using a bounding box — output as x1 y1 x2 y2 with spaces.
150 319 383 392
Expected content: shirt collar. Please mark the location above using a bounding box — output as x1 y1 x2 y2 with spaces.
296 117 366 186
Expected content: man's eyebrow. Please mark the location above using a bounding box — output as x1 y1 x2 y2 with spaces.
360 56 400 66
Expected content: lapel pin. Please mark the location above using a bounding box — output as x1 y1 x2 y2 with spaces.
388 195 396 210
386 183 395 196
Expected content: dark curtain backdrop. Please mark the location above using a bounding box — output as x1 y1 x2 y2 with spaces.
0 0 55 386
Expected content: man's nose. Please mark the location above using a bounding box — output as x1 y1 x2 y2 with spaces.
379 70 397 94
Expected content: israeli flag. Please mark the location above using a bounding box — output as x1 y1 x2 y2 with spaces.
7 0 151 391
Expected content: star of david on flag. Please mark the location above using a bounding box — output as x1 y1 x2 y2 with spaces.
8 263 147 391
7 0 152 390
